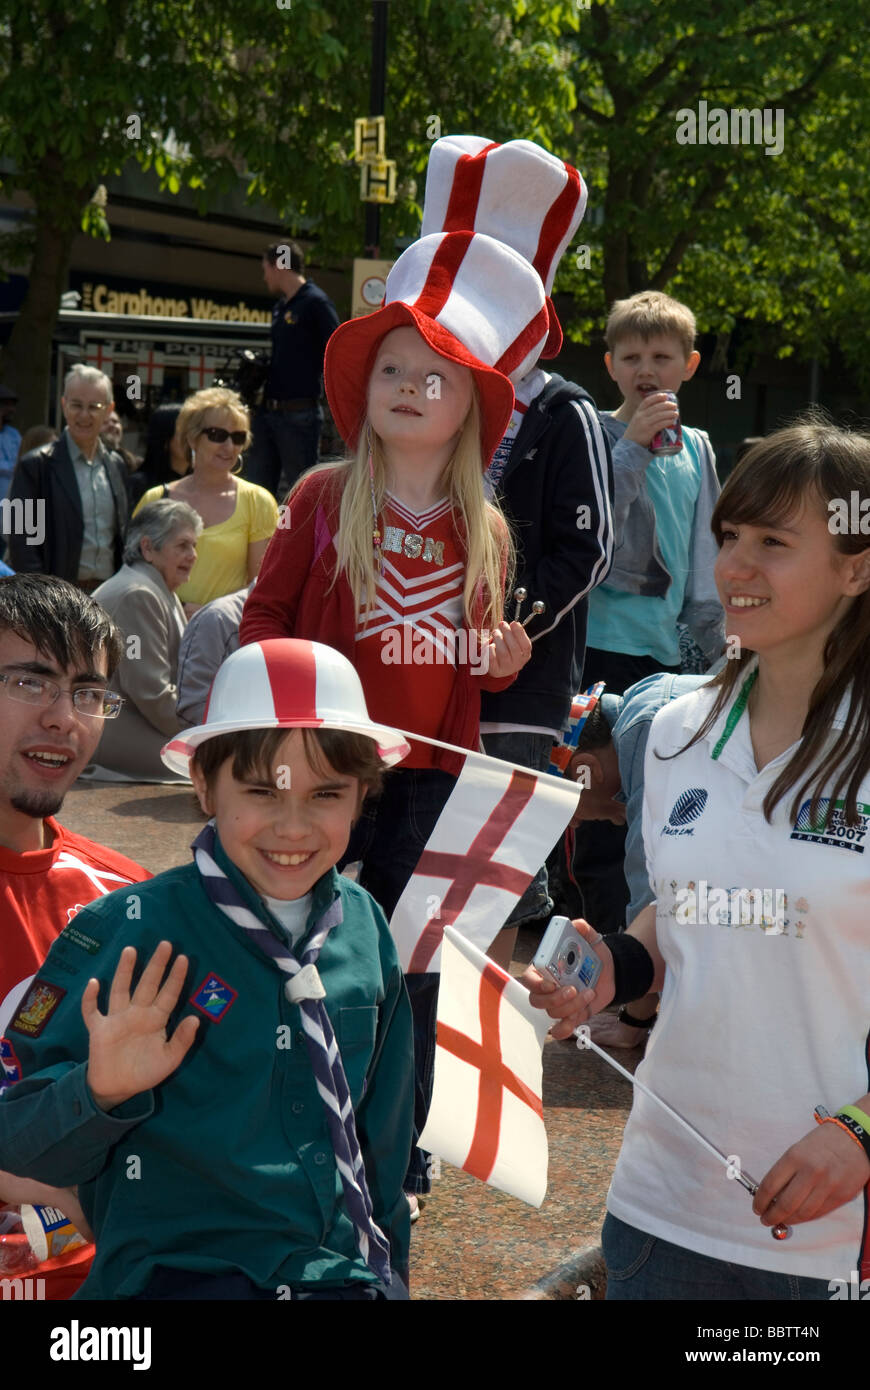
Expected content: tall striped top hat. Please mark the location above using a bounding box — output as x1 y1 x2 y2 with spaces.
324 230 548 468
421 135 587 360
162 639 410 776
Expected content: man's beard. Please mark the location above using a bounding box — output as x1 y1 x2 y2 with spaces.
11 788 66 821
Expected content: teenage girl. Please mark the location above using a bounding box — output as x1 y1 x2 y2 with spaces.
531 416 870 1298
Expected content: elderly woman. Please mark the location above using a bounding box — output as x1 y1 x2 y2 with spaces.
133 387 278 614
88 500 202 782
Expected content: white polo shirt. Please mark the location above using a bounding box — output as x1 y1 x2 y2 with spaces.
606 659 870 1279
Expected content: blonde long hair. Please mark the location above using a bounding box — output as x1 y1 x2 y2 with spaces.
306 387 512 629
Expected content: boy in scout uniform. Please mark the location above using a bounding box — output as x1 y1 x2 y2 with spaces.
0 639 414 1300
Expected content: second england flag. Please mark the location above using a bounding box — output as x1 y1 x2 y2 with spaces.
419 925 552 1206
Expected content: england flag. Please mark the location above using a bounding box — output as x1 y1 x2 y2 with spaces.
389 747 581 973
419 925 551 1206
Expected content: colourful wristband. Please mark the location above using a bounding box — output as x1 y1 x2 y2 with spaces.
838 1104 870 1132
816 1114 869 1159
835 1108 870 1163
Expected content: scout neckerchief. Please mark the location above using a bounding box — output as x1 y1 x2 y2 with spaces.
192 821 392 1285
711 668 758 760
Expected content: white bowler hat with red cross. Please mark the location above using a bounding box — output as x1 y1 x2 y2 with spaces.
324 229 548 467
161 639 410 776
421 135 587 359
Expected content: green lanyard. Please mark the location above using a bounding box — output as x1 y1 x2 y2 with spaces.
711 668 758 761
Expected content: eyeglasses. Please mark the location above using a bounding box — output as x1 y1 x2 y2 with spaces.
0 672 124 719
66 401 109 416
201 427 247 446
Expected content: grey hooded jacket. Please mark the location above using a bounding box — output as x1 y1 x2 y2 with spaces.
600 413 725 664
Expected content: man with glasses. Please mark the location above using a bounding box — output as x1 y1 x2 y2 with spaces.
6 365 129 589
0 574 149 1297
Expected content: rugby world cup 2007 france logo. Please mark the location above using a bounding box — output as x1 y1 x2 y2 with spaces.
790 797 870 853
662 787 709 836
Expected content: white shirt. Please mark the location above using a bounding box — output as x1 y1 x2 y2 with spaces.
606 659 870 1278
262 892 312 948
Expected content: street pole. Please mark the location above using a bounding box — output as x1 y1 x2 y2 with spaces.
365 1 389 258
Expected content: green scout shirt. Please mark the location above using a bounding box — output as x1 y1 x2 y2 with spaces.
0 835 414 1298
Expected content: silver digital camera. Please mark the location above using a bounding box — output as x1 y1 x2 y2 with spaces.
532 915 602 993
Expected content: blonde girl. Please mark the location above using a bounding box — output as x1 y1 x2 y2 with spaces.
240 231 548 1208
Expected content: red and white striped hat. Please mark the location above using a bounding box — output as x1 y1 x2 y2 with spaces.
161 639 410 776
324 230 548 468
421 135 587 359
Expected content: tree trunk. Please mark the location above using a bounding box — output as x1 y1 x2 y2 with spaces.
602 168 632 309
0 196 84 432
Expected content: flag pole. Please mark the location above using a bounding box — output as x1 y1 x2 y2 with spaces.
575 1029 791 1240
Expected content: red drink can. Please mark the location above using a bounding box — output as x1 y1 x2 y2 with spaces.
650 392 682 455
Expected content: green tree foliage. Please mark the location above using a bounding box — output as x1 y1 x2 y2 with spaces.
0 0 573 424
549 0 870 384
2 0 868 425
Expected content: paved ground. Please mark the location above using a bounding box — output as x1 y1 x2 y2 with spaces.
61 781 641 1300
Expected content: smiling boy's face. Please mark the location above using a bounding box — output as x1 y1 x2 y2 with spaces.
190 730 364 901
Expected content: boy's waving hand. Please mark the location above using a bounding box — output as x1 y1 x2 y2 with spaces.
83 942 199 1112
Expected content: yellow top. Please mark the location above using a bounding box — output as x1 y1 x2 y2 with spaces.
133 478 278 605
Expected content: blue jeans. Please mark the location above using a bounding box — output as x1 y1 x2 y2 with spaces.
481 731 554 928
340 767 457 1195
602 1212 833 1301
245 407 322 500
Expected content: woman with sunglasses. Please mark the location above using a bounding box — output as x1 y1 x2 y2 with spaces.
133 388 278 615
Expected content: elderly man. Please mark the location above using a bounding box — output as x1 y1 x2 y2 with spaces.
0 573 149 1297
7 365 129 590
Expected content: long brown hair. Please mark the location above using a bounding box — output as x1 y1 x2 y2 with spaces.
662 414 870 829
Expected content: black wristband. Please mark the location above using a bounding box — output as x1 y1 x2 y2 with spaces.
606 932 655 1005
617 1005 657 1030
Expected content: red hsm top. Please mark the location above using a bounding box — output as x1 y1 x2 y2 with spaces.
355 494 467 769
240 470 516 775
0 818 149 1300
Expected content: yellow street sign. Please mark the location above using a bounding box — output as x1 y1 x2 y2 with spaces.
360 156 397 204
354 116 386 165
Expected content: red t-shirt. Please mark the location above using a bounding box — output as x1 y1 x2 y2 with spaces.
0 818 150 1299
354 495 466 769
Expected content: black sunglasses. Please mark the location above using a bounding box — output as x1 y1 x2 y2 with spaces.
201 427 247 445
